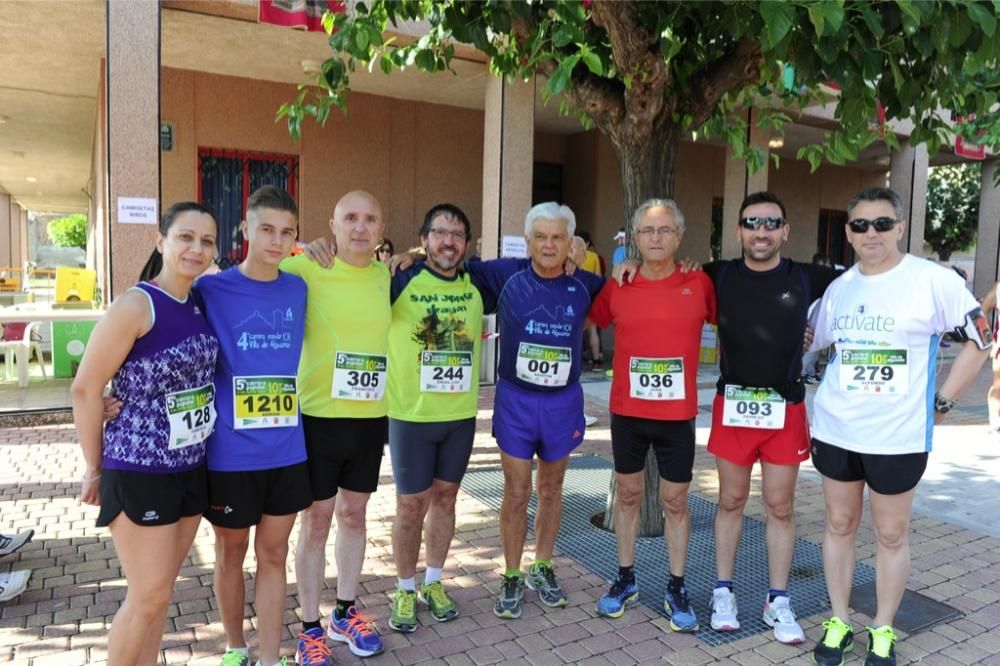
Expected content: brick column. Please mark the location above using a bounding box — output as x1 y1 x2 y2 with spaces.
106 0 160 296
481 75 535 259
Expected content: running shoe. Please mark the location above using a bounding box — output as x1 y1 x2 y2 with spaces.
663 585 699 632
0 529 33 557
295 627 332 666
388 588 418 633
584 414 599 427
762 595 804 644
221 649 249 666
419 581 458 622
525 562 568 607
493 573 524 619
596 576 639 618
592 359 604 372
864 625 896 666
709 587 740 631
327 606 383 658
812 616 854 666
0 570 30 602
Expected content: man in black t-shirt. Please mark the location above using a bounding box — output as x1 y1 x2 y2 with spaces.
702 192 839 644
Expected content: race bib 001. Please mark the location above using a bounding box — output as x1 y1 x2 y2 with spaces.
838 348 908 395
165 384 216 449
722 385 786 430
628 357 685 400
515 343 571 387
420 351 472 393
233 376 298 430
332 351 387 401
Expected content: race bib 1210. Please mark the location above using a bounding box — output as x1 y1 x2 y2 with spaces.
233 376 298 430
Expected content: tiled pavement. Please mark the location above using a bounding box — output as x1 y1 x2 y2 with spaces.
2 361 1000 665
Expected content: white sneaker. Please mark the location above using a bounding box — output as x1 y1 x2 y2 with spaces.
762 594 805 644
0 530 33 557
710 587 740 631
0 570 31 602
584 414 598 427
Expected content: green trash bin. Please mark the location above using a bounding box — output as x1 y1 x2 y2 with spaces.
52 321 96 378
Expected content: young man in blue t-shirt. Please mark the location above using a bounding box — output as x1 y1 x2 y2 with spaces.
197 186 310 666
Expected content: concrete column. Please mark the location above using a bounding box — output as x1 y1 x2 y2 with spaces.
9 200 23 270
721 110 769 259
481 75 535 260
106 0 160 296
0 194 10 268
973 160 1000 299
889 141 929 257
19 207 28 268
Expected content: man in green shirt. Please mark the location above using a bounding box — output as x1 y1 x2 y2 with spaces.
383 204 492 634
282 190 390 664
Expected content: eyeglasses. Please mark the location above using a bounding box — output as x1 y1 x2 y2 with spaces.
847 217 898 233
636 226 680 238
428 228 467 241
739 216 785 231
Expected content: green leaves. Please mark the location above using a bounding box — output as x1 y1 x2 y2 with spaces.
547 54 580 95
967 1 997 37
760 1 796 47
807 1 844 37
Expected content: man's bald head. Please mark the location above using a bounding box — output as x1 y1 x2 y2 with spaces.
329 190 385 266
333 190 383 221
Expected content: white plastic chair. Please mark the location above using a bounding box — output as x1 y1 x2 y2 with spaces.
1 321 47 387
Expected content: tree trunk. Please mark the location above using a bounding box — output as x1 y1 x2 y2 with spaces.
602 448 664 536
600 116 683 536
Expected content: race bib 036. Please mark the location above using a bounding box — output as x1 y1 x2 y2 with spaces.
628 357 685 401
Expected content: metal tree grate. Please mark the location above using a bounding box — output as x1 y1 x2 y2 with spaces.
461 454 876 647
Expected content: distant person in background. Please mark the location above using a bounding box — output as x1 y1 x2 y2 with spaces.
573 236 605 372
801 253 833 384
578 232 605 276
611 229 627 267
980 280 1000 436
375 239 395 265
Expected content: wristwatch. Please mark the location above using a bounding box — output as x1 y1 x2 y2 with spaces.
934 392 957 415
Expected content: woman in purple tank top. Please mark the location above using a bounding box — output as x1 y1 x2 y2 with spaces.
71 202 219 664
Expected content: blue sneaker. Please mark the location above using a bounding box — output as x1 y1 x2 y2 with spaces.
295 627 332 665
327 606 384 658
596 576 639 618
663 586 699 632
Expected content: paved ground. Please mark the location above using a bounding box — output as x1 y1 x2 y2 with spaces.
2 359 1000 665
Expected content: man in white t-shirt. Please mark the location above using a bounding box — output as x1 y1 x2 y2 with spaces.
807 187 991 666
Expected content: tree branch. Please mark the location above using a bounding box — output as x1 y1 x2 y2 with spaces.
589 0 671 133
685 38 765 129
510 15 627 135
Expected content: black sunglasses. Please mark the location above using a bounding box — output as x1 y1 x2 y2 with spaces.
739 216 785 231
847 217 897 233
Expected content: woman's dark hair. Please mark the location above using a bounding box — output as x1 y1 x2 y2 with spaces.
139 202 217 282
375 238 394 255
